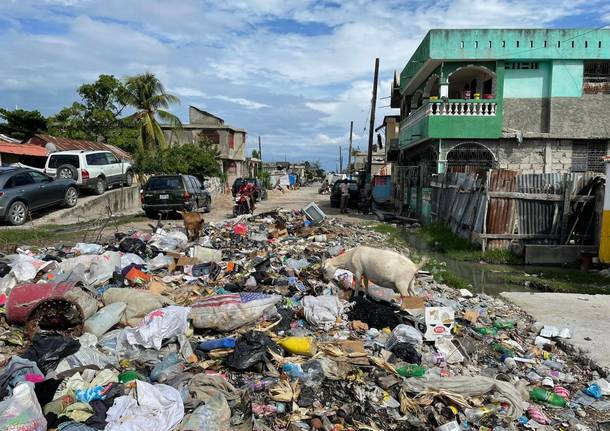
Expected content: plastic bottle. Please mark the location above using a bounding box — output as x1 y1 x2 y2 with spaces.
463 403 500 421
197 338 236 351
396 364 427 378
278 337 317 356
492 343 515 357
530 388 567 407
542 359 564 371
493 320 515 330
150 352 183 382
474 327 498 336
282 363 303 379
83 302 127 338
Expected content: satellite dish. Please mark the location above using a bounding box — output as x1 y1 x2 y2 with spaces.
45 143 58 153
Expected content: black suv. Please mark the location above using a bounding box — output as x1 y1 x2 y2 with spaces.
330 180 360 209
231 177 267 201
141 174 211 218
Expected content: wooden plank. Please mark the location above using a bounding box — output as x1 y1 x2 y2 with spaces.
560 176 573 243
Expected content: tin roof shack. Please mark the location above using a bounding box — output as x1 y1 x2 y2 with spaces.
162 106 246 185
0 134 48 167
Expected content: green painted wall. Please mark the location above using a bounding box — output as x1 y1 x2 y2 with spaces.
551 60 583 97
401 29 610 93
504 62 551 98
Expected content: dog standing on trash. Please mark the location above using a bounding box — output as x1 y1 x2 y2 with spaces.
178 211 205 241
322 246 427 297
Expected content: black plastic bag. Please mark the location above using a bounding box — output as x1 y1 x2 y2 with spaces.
22 334 80 374
391 343 422 365
224 331 281 371
119 238 147 256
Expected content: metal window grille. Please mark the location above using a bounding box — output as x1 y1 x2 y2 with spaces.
571 141 607 173
583 61 610 94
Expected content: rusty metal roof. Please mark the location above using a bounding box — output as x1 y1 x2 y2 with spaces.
28 134 132 160
0 142 48 157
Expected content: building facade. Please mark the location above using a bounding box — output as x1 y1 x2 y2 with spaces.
391 29 610 218
162 106 247 185
392 29 610 175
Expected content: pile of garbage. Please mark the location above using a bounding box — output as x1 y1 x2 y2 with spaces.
0 206 609 430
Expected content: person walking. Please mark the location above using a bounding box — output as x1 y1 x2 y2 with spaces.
340 179 349 214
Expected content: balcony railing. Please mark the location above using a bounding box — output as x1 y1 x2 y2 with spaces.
403 99 497 128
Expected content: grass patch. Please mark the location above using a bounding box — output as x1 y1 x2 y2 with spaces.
417 224 523 264
500 270 610 295
372 223 409 247
0 228 56 245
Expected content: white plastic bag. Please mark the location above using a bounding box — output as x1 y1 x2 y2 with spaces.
303 295 343 329
190 293 281 331
149 254 175 270
72 243 103 255
121 306 191 350
0 382 46 431
150 229 188 251
386 324 423 350
121 253 145 269
105 380 184 431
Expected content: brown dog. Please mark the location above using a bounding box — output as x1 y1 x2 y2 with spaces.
178 211 205 241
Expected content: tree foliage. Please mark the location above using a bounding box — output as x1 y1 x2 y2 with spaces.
134 137 221 178
48 74 128 142
251 149 260 159
0 108 47 140
122 73 181 151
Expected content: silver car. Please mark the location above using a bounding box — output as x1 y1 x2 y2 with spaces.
0 167 78 225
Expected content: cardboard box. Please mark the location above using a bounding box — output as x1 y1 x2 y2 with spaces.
424 307 455 341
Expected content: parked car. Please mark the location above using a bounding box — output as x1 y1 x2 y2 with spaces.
44 150 134 195
141 174 211 218
231 178 268 201
330 180 360 209
0 167 78 225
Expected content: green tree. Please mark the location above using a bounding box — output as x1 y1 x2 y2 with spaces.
251 149 260 159
123 73 181 151
48 74 128 142
0 108 47 140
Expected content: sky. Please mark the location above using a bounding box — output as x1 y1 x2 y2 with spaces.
0 0 609 170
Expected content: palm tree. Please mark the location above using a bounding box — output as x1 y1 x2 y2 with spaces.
123 73 181 151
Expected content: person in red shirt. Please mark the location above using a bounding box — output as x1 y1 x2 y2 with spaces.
238 182 256 214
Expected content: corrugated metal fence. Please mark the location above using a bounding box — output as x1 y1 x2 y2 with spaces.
431 169 604 250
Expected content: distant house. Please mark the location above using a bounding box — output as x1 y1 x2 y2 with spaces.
25 134 132 161
0 134 47 167
161 106 246 184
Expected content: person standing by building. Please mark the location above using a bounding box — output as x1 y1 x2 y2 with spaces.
340 179 350 214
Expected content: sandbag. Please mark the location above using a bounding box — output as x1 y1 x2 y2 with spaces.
190 292 281 331
302 295 343 329
103 288 173 326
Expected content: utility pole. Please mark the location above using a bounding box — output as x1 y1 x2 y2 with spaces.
348 121 353 177
367 58 379 181
339 147 343 173
258 136 262 160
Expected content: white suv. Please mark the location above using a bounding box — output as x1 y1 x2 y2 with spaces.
44 150 134 195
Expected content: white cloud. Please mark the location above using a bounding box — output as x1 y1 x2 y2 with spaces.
0 0 606 169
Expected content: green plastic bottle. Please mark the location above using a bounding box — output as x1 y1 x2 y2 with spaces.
396 365 426 378
492 342 515 357
493 320 515 330
530 388 567 407
474 327 498 336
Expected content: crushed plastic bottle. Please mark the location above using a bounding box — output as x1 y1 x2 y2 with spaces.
396 364 426 378
530 388 567 407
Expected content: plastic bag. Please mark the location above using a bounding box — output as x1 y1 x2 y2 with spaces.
149 229 188 252
105 380 184 431
302 295 343 329
120 253 145 269
180 393 231 431
119 238 146 256
0 382 46 431
148 254 175 270
188 246 222 263
386 324 424 349
59 252 121 287
225 331 282 371
190 292 281 331
121 306 191 350
333 269 354 289
55 346 115 375
8 255 51 282
72 243 103 255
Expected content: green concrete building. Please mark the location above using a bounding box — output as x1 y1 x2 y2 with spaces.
390 28 610 219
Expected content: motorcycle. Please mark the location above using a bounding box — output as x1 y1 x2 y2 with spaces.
233 193 251 217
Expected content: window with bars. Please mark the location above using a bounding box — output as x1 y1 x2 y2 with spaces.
584 61 610 94
571 141 607 173
506 62 539 70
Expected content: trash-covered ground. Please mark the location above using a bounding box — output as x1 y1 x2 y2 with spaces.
0 207 609 431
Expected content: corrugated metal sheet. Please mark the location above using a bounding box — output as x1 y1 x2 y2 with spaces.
0 143 47 157
27 134 132 160
487 169 517 250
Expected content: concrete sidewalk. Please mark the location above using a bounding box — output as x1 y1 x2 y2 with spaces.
501 291 610 371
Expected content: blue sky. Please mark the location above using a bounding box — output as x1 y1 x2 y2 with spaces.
0 0 608 170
